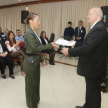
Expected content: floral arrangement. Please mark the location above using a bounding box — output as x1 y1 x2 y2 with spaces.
100 63 108 93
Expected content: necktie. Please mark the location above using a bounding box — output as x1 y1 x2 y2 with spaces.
34 31 42 45
78 27 80 37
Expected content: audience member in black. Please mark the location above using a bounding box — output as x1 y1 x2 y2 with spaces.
0 40 15 79
64 21 74 40
0 30 9 42
40 31 55 65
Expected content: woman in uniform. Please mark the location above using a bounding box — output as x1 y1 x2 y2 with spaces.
23 13 58 108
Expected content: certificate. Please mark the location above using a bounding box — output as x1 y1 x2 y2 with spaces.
55 38 76 46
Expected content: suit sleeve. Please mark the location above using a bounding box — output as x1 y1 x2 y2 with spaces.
26 32 52 53
71 28 74 38
2 42 9 52
82 27 86 40
75 28 77 38
68 28 106 56
64 28 66 37
106 32 108 55
83 28 86 37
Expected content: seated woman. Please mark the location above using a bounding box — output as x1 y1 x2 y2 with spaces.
0 40 15 79
6 31 26 77
40 31 55 65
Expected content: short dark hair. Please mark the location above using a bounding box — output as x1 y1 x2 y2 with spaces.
79 20 83 23
0 27 1 28
16 29 20 32
68 21 72 24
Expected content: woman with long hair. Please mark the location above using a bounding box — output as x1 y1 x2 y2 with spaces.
40 31 55 65
6 31 26 77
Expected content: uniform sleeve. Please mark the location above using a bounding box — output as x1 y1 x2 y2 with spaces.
40 55 44 62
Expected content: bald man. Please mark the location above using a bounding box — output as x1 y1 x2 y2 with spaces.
61 8 107 108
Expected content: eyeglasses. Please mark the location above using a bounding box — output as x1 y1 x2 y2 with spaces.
37 20 40 23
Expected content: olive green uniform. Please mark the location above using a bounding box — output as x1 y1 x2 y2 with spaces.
23 27 52 108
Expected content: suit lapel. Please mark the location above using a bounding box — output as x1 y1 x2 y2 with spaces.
85 21 102 39
28 27 41 45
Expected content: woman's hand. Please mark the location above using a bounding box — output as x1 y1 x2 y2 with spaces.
41 62 45 67
4 52 8 57
51 42 59 48
16 40 20 45
14 40 20 48
69 40 76 46
5 41 10 46
69 40 75 43
0 53 7 57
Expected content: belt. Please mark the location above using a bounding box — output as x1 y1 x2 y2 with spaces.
26 53 37 56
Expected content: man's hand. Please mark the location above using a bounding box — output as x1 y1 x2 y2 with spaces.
61 48 69 55
76 37 81 40
41 62 45 67
16 40 20 45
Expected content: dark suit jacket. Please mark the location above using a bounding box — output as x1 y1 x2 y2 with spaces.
0 32 4 36
41 38 50 45
0 40 8 52
75 26 86 43
64 27 74 39
106 32 108 55
68 21 107 78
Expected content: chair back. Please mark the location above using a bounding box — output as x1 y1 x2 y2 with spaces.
50 33 55 42
19 42 25 50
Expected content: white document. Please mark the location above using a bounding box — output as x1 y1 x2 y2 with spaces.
55 38 76 46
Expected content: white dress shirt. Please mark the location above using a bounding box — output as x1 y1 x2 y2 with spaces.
0 44 3 53
44 39 48 44
7 44 20 52
79 26 82 30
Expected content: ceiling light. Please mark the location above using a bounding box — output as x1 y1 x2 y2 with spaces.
18 0 21 1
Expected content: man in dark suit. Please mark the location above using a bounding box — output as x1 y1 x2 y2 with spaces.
64 21 74 40
75 20 86 44
61 7 107 108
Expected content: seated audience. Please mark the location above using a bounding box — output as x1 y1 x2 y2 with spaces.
15 29 24 42
0 27 4 36
6 31 26 77
64 21 74 40
0 40 15 79
74 20 86 44
40 31 55 65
